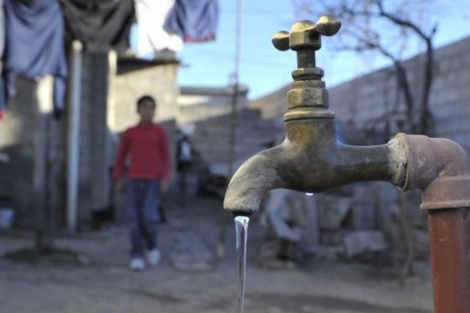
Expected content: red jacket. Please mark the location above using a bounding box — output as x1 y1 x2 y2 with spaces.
113 123 171 180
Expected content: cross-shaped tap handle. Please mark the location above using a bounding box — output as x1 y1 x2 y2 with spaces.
272 15 341 69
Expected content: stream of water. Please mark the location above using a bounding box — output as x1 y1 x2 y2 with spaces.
234 215 250 313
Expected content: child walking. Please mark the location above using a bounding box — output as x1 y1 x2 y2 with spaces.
113 95 171 271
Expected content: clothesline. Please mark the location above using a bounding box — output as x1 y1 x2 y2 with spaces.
0 0 219 118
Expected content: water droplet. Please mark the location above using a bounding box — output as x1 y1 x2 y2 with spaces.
305 192 314 197
235 215 250 313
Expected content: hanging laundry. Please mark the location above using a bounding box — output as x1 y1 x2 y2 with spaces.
62 0 135 54
1 0 67 118
133 0 183 58
163 0 219 43
0 0 5 60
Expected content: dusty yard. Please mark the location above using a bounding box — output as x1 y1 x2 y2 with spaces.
0 197 433 313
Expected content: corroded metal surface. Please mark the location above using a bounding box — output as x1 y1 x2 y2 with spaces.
399 134 470 209
429 209 470 313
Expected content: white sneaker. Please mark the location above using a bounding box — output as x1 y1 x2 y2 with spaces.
129 258 145 271
147 249 161 266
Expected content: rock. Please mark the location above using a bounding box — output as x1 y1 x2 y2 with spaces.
343 230 387 259
315 245 344 261
317 195 351 230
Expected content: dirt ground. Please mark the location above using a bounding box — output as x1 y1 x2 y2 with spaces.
0 196 434 313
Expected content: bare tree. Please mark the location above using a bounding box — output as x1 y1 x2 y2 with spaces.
293 0 438 135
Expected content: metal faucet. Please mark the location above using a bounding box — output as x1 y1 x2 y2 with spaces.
224 15 470 313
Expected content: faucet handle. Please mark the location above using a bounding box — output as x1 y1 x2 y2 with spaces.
272 15 341 68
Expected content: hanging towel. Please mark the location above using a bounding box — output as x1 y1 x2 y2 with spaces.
1 0 68 118
63 0 135 54
163 0 218 43
134 0 183 58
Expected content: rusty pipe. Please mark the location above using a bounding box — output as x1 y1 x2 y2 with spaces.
398 134 470 313
428 208 470 313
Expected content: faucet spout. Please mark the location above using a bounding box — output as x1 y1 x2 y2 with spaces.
223 119 408 214
224 145 287 216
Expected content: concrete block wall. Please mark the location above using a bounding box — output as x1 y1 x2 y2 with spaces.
248 85 290 120
0 76 67 228
191 109 283 176
249 36 470 151
329 36 470 156
0 78 39 228
175 85 275 181
109 58 179 133
0 53 180 229
178 96 235 125
326 38 470 242
177 86 249 126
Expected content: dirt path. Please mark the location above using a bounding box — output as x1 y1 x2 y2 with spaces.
0 197 434 313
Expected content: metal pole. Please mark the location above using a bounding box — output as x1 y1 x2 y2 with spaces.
217 0 243 258
227 0 243 179
66 40 83 233
428 208 470 313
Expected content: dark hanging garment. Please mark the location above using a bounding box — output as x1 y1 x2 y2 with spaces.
163 0 219 43
0 0 5 59
1 0 68 118
62 0 135 54
0 0 4 118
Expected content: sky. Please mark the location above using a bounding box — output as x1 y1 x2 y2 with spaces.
177 1 470 100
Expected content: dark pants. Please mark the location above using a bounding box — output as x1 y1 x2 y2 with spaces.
126 179 160 258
